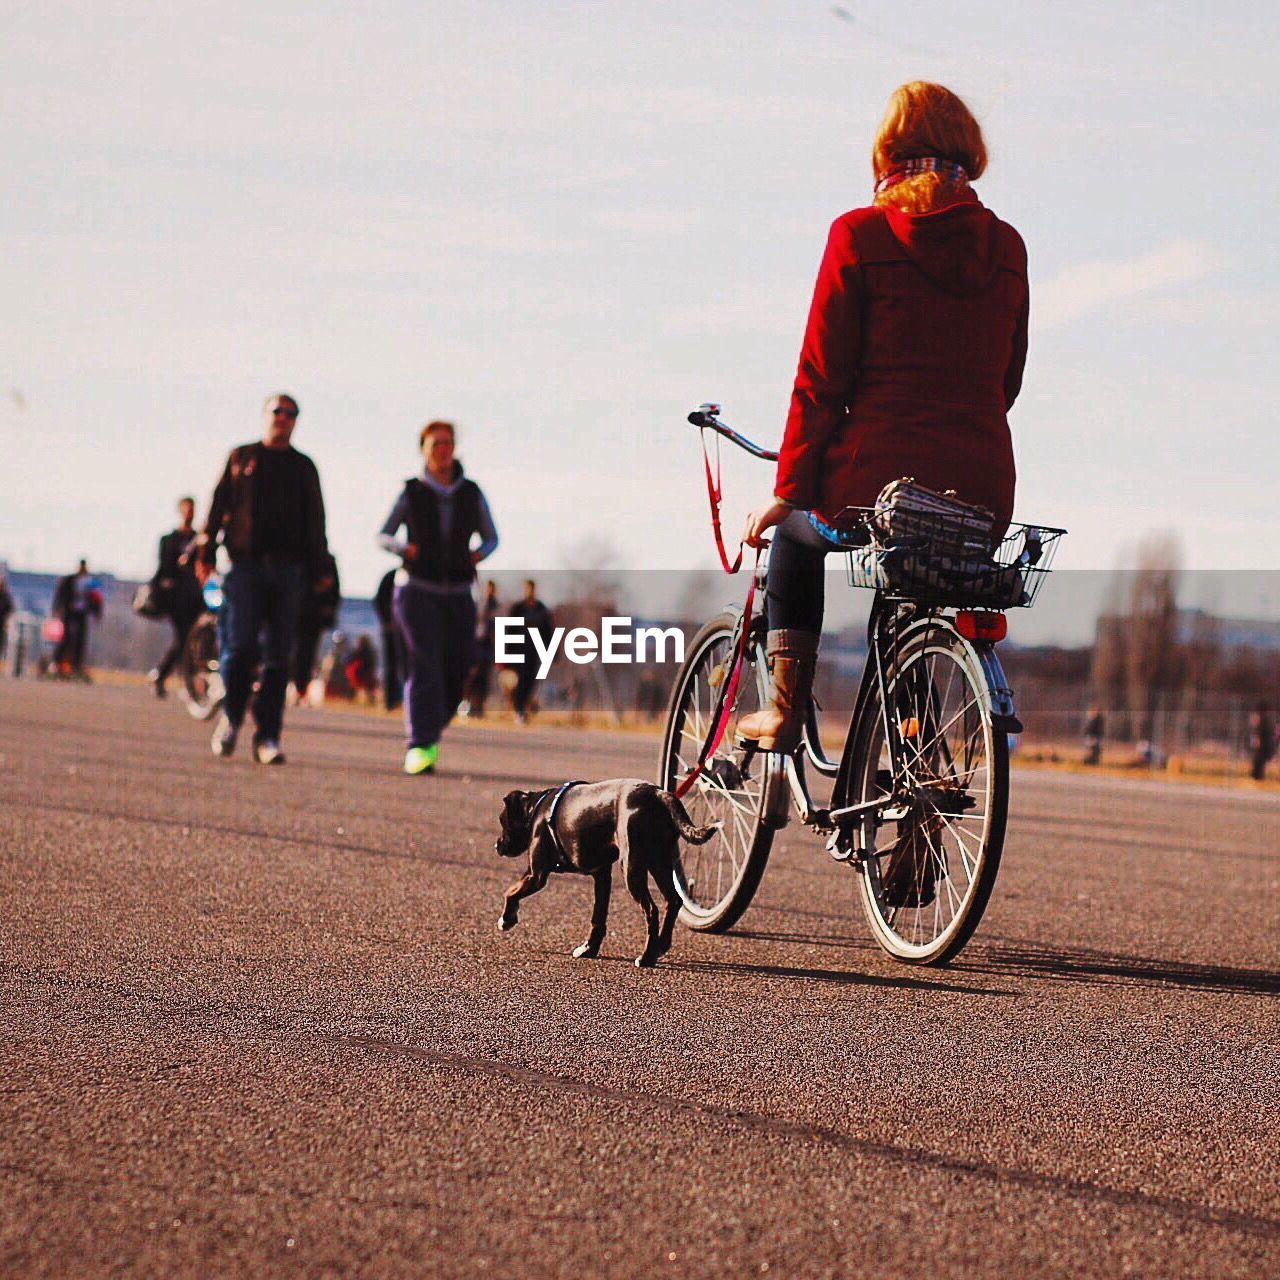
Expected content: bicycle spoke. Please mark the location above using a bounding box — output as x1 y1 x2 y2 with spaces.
662 624 772 922
850 632 1005 961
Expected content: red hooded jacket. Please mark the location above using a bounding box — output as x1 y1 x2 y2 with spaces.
774 192 1027 529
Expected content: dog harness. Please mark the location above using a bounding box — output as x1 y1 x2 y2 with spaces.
538 780 587 869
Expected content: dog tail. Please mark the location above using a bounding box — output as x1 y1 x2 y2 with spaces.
660 790 720 844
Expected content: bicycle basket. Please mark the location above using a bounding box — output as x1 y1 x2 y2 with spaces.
840 481 1064 608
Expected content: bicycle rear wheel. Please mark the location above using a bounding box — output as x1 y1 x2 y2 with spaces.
181 614 224 721
840 624 1008 964
658 611 777 932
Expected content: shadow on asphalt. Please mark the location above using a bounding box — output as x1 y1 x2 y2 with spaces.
660 957 1015 997
736 928 1280 997
958 941 1280 996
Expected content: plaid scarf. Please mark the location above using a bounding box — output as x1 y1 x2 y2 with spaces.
874 156 970 196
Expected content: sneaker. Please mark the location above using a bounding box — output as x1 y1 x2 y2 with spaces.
254 739 286 766
148 668 166 699
403 744 438 775
211 714 238 758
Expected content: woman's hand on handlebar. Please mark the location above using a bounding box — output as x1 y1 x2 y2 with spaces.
743 500 793 549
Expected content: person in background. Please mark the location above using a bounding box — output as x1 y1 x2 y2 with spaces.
509 578 553 724
320 632 352 699
1082 705 1105 767
1248 702 1275 782
198 392 331 765
291 551 340 701
374 567 403 711
377 419 498 775
460 579 502 717
51 559 103 678
148 496 203 698
0 572 13 666
344 634 379 703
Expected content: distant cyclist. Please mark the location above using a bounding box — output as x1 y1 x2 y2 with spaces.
739 81 1029 757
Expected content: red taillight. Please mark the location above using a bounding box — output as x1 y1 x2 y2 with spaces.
955 610 1007 643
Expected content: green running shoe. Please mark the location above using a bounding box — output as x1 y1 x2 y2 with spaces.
403 744 438 776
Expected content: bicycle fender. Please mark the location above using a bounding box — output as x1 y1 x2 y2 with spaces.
891 617 1020 728
971 641 1021 730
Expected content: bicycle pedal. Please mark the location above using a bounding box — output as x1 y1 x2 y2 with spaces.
826 830 854 863
809 807 834 832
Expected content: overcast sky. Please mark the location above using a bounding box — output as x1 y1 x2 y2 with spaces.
2 1 1277 608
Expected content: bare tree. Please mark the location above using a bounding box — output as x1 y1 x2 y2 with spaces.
555 536 629 721
1123 534 1182 744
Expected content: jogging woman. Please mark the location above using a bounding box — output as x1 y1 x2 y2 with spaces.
377 420 499 774
738 81 1029 752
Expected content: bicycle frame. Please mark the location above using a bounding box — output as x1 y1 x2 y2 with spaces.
692 407 1020 855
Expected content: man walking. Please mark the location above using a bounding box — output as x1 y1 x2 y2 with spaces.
374 567 403 711
148 496 203 698
1248 702 1275 782
51 559 102 678
509 579 553 724
198 393 331 764
461 579 502 717
0 572 13 667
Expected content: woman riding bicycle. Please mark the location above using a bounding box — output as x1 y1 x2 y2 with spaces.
738 81 1028 754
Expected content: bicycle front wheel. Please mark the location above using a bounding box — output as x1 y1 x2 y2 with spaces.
841 625 1008 965
181 614 224 721
658 611 777 932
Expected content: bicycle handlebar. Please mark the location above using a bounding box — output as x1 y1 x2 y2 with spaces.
688 403 779 463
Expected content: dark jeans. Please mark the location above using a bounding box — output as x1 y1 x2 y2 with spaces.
157 600 202 681
393 584 477 749
765 510 850 634
218 560 305 743
380 624 403 711
513 663 539 718
55 613 89 672
292 620 324 696
464 654 493 716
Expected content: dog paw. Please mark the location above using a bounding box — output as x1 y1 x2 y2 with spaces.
497 915 516 932
634 954 657 969
571 943 599 960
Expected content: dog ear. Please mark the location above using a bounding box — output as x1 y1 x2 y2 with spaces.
500 790 531 828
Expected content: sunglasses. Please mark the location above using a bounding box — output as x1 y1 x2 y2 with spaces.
270 407 298 418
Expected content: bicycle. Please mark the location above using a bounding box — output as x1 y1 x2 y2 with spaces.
658 405 1064 965
179 578 224 721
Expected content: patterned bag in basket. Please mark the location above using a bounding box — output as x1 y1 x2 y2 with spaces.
863 478 1025 606
872 478 995 552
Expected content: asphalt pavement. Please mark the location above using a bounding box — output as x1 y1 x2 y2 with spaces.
2 680 1278 1278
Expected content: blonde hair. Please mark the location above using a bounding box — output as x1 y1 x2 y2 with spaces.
872 82 987 214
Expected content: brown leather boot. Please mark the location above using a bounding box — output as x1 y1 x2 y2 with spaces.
736 629 819 753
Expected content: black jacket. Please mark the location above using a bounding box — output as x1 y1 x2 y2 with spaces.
402 476 483 585
202 442 329 583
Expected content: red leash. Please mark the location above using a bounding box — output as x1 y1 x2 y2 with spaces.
701 428 744 575
674 431 761 799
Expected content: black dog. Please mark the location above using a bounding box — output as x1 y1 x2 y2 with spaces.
495 779 717 968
